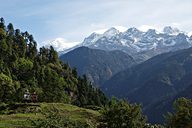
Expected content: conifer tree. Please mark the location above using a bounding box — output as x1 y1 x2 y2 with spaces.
166 97 192 128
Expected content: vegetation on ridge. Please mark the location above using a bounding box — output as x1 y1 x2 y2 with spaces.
0 17 107 106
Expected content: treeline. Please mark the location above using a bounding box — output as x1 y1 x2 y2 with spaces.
0 18 107 106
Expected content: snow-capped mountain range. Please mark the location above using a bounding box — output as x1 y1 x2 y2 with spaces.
48 26 192 62
82 26 188 51
80 26 192 62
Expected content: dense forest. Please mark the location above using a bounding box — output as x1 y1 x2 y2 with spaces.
0 17 107 106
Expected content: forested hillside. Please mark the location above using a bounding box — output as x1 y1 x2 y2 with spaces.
145 83 192 123
0 18 107 107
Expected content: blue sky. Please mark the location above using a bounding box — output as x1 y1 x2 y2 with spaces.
1 0 192 46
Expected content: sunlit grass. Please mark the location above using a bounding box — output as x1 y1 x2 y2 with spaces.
0 103 100 128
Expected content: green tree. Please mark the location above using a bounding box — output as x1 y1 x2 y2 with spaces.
40 66 69 102
7 23 14 36
0 17 5 30
0 39 8 55
49 46 59 63
165 97 192 128
0 73 15 102
17 58 34 80
74 75 107 107
98 98 147 128
72 67 78 78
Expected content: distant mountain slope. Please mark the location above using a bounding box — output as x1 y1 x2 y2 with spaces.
102 47 192 106
145 84 192 124
60 47 136 86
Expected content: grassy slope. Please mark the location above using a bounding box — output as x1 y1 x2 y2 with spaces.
0 103 100 128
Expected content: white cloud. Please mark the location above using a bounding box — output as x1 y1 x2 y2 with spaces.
94 28 108 34
188 32 192 37
138 25 162 32
93 26 127 34
114 26 128 32
40 38 80 51
171 22 181 27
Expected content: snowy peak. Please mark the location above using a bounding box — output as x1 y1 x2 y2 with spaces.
82 32 101 46
124 27 142 36
126 27 140 33
163 26 180 35
82 27 120 46
146 29 157 34
103 27 120 37
87 32 101 41
145 29 157 36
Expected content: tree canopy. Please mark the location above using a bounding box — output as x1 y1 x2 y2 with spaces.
98 97 147 128
166 97 192 128
0 17 107 106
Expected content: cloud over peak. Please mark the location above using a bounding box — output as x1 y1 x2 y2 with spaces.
40 38 80 51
